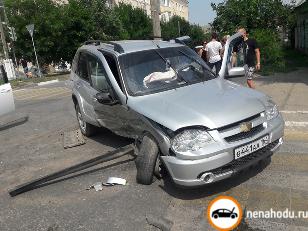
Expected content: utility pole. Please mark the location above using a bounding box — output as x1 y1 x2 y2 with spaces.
0 19 8 59
150 0 161 40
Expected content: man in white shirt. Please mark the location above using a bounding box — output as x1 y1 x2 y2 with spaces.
205 33 223 75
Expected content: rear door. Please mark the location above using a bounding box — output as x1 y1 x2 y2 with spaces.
0 72 15 117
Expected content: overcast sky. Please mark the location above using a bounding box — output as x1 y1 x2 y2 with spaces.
188 0 298 26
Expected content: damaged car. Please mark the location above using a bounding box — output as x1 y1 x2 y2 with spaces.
70 33 284 186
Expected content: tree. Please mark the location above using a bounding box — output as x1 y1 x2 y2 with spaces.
4 0 125 63
114 3 152 40
5 0 64 63
211 0 293 34
161 16 206 47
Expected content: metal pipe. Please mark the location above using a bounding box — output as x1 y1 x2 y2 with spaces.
9 144 135 197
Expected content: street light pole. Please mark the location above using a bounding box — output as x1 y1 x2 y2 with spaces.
26 24 42 78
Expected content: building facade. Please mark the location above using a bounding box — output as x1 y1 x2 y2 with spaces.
160 0 189 22
109 0 189 22
110 0 152 16
294 0 308 54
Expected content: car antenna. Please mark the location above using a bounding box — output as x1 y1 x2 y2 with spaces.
152 41 161 49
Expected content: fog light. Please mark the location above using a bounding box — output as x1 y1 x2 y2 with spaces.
201 173 215 183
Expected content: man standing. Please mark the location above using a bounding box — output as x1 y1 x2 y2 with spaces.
234 28 261 89
205 33 222 75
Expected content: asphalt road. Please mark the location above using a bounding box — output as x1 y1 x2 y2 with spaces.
0 74 308 231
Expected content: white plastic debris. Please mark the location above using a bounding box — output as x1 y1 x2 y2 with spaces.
93 182 103 191
104 177 126 186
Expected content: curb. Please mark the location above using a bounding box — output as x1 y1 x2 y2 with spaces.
37 79 59 86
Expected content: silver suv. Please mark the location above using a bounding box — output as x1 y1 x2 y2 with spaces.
70 33 284 187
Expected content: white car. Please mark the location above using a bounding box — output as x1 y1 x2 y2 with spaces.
0 77 15 117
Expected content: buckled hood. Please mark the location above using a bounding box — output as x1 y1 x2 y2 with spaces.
128 78 267 131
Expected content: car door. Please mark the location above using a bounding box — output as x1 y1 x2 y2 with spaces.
0 73 15 117
79 52 133 136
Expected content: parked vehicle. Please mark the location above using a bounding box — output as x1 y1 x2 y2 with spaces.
0 73 15 116
70 33 284 186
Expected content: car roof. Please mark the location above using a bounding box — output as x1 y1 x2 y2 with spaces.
81 40 185 55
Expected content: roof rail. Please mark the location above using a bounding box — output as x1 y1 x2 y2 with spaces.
105 42 125 53
84 40 102 46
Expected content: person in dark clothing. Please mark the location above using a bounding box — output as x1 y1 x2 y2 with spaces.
20 57 28 74
201 41 208 64
233 28 260 89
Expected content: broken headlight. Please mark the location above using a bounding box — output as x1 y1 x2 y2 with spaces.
265 100 279 121
171 129 214 153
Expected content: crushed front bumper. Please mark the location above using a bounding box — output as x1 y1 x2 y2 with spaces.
161 115 284 187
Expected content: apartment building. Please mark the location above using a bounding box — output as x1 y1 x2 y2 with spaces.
160 0 189 22
109 0 189 21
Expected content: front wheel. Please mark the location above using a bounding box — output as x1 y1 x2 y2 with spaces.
75 104 96 137
135 135 159 185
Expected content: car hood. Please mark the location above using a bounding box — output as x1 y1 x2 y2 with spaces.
127 79 268 131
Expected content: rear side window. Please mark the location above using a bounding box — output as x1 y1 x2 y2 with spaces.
77 52 89 81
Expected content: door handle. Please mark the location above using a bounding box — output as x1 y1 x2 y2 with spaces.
76 83 81 89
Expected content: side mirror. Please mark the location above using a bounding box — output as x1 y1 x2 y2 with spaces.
228 66 245 77
94 92 118 106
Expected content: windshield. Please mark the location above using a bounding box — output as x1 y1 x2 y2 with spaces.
119 46 216 96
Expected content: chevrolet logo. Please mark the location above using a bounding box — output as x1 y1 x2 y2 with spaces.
240 122 253 132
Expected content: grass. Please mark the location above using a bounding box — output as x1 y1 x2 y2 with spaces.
9 74 70 89
261 48 308 76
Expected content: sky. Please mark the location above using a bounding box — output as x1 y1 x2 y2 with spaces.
188 0 298 26
188 0 223 26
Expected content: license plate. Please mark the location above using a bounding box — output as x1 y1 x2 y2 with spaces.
234 135 270 160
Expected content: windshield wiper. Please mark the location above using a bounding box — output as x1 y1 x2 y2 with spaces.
153 49 187 84
179 51 217 77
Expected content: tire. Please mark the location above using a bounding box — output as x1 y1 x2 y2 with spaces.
136 135 159 185
75 104 96 137
213 214 219 219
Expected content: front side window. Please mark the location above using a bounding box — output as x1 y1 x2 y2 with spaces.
119 47 216 96
87 55 110 92
77 52 89 81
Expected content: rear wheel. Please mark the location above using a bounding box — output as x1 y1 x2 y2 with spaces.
75 104 96 137
136 135 159 185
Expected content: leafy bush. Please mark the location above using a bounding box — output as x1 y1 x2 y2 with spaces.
250 29 285 74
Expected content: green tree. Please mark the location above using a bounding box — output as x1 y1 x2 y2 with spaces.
161 16 206 47
5 0 64 63
114 3 152 40
211 0 293 34
4 0 125 63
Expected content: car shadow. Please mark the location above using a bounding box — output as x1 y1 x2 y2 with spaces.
159 157 271 200
89 127 134 149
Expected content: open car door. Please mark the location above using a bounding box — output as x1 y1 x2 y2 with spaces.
219 32 245 78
